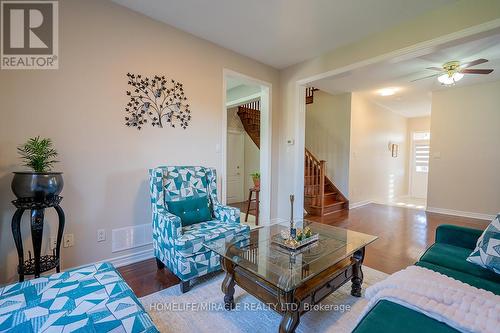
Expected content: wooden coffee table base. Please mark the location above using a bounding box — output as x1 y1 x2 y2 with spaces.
220 247 365 333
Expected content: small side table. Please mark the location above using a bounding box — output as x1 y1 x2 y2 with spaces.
11 196 65 282
245 187 260 226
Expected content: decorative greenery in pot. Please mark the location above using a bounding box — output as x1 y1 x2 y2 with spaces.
250 171 260 188
17 136 59 172
12 136 64 199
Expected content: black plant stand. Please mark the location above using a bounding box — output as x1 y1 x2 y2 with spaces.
11 196 65 282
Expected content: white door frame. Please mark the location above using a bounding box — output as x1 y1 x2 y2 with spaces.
291 21 500 216
222 68 272 224
409 131 430 198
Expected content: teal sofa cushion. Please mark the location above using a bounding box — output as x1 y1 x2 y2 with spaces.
467 214 500 274
419 242 500 282
352 300 459 333
416 261 500 294
167 196 212 227
435 224 483 249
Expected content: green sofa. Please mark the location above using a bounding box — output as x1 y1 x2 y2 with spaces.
353 224 500 333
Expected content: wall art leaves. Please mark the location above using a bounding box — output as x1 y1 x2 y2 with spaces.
124 73 191 130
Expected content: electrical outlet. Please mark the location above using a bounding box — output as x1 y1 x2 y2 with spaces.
63 234 74 248
49 237 57 250
97 229 106 242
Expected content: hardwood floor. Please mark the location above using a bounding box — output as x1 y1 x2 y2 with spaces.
118 204 489 297
228 200 255 216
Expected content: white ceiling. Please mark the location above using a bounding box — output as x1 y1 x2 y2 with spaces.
313 33 500 118
112 0 454 69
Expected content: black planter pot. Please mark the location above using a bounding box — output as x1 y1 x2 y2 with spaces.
11 172 64 199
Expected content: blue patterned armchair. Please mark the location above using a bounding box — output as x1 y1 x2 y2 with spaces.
149 166 249 292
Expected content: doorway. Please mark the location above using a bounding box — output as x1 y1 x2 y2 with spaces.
409 131 430 201
222 69 272 225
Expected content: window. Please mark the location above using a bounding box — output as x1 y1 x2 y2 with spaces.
414 144 429 173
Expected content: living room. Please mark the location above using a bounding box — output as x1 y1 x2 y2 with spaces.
0 1 499 332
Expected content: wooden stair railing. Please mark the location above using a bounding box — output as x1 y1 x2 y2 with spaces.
304 148 349 216
237 100 260 148
305 87 319 104
304 148 326 215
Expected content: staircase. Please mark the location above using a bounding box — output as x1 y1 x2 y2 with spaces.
237 100 260 148
236 95 348 217
304 148 349 216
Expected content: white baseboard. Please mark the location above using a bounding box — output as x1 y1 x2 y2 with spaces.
66 247 154 272
349 200 373 209
107 247 154 267
426 207 495 221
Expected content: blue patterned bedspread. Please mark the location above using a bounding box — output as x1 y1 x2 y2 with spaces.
0 262 158 332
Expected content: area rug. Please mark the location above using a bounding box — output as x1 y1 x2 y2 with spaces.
140 266 388 333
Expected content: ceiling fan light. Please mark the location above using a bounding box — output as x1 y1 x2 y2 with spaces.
438 74 454 85
452 72 464 82
379 88 396 96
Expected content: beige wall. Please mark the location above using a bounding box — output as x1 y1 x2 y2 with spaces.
428 80 500 215
0 0 279 284
408 116 431 134
278 0 500 217
349 94 408 205
305 91 351 195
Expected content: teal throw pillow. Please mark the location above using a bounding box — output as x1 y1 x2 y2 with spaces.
167 196 212 227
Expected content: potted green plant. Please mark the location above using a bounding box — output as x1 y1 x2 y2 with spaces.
12 136 63 199
250 171 260 189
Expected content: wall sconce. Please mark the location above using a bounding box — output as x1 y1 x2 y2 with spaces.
389 143 399 158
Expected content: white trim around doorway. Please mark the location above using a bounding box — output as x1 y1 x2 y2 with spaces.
222 68 273 225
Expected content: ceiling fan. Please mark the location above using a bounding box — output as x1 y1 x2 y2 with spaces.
411 58 494 85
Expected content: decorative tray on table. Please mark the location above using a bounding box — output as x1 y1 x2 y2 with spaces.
272 228 320 251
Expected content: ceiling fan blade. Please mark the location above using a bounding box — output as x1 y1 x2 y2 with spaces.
460 58 488 68
460 69 494 74
410 73 439 82
425 67 444 72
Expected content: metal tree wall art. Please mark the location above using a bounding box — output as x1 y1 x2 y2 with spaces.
124 73 191 130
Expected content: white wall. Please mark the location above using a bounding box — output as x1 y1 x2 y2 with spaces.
428 80 500 216
277 0 500 218
0 0 279 284
305 91 351 195
349 94 408 205
408 116 431 134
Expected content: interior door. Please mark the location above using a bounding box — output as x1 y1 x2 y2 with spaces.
410 133 430 199
226 131 245 204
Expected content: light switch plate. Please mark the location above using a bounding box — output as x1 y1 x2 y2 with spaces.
97 229 106 242
63 234 74 248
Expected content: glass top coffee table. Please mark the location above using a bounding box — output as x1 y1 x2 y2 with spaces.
204 220 377 333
